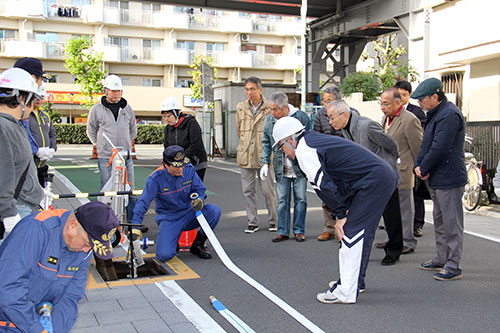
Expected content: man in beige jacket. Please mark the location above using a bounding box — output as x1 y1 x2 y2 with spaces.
381 88 423 254
236 77 277 233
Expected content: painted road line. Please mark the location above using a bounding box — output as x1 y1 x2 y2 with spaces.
156 280 225 333
209 296 256 333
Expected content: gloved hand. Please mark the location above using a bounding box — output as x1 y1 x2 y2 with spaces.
39 315 53 333
36 147 55 161
191 197 204 212
40 188 54 209
260 164 269 181
3 213 21 234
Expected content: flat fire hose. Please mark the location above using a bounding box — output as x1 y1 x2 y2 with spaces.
195 211 324 333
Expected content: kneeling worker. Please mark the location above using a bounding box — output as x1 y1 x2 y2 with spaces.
132 145 220 261
0 201 119 332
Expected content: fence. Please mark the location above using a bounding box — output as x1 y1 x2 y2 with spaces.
465 121 500 171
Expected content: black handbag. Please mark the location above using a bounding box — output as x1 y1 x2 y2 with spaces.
414 177 431 200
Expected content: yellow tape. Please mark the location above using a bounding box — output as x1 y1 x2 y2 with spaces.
75 193 89 198
104 191 117 196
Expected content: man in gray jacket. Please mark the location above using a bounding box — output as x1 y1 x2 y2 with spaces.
87 74 137 190
0 68 45 243
327 100 403 265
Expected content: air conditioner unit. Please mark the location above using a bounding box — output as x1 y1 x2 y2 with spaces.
240 34 250 42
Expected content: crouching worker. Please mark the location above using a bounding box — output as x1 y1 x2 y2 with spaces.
132 145 220 261
0 201 119 332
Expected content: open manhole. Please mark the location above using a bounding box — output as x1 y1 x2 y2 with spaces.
94 257 170 281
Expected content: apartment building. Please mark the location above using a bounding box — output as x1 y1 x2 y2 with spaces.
0 0 303 122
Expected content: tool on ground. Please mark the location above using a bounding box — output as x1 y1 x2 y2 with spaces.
209 296 255 333
195 211 324 333
120 222 154 278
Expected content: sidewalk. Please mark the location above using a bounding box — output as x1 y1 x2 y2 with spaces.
51 170 223 333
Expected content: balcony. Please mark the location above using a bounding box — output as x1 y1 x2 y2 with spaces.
189 14 220 30
95 44 120 62
0 39 44 58
83 5 104 23
0 0 45 18
153 48 189 65
219 14 252 33
153 11 189 29
120 8 152 26
276 54 302 70
252 53 277 67
45 42 66 59
276 19 303 36
219 52 252 68
103 6 119 25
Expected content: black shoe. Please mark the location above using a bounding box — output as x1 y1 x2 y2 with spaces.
245 225 259 233
381 255 399 266
190 244 212 259
414 227 423 237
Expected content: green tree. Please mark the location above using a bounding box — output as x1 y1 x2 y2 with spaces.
189 53 218 102
361 34 418 90
340 72 381 101
63 36 106 110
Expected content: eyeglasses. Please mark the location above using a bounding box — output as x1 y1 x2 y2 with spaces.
378 100 393 107
245 87 257 92
327 112 344 122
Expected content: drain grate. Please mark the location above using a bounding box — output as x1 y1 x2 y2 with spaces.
95 257 170 282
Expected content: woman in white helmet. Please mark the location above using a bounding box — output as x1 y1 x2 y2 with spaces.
161 96 207 181
0 68 45 243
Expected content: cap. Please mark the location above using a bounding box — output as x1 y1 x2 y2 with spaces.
74 202 119 260
163 145 190 167
13 57 50 79
410 78 444 100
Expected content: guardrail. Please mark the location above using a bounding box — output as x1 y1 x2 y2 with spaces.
465 121 500 171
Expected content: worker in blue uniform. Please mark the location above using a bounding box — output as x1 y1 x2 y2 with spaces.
272 117 397 304
0 201 119 332
132 145 220 262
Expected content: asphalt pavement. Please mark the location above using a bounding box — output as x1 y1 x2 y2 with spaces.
50 145 500 333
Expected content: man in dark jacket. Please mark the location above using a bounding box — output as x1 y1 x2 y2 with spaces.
313 86 342 241
272 117 397 304
327 100 403 266
395 80 427 238
161 96 207 181
413 78 467 281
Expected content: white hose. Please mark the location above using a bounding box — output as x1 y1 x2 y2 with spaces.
196 211 325 333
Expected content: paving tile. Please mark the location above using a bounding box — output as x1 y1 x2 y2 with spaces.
168 322 200 333
132 319 174 333
158 310 190 325
138 290 169 302
136 284 161 293
78 299 121 313
95 308 160 325
149 299 179 313
72 312 98 328
117 297 154 311
71 322 137 333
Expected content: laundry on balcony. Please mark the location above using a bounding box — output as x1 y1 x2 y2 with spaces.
48 4 80 18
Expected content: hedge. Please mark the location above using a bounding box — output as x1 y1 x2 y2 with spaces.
54 124 166 144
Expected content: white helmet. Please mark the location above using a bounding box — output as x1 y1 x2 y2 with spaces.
161 96 181 118
103 74 123 90
272 116 305 148
0 67 39 96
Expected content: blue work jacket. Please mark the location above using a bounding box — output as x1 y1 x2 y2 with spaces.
132 163 206 224
415 99 467 189
0 210 91 333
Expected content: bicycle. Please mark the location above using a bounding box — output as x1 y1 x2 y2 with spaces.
462 135 483 211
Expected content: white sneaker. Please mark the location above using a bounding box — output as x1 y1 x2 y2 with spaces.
316 289 353 304
328 281 365 293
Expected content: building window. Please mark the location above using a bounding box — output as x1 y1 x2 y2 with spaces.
143 78 162 87
265 45 282 54
441 72 464 110
109 36 129 59
176 79 194 88
206 42 224 53
241 43 257 53
176 40 195 50
47 74 59 83
0 29 16 39
121 77 130 86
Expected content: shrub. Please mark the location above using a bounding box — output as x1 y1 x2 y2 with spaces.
54 124 166 144
340 72 382 101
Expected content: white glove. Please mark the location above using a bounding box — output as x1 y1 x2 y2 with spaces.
40 188 54 209
36 147 55 161
260 164 269 180
495 188 500 199
3 213 21 234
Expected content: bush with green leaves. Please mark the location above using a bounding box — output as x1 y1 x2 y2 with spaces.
340 72 382 101
54 124 166 144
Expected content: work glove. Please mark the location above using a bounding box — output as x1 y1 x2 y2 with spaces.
36 147 55 161
39 315 53 333
260 164 269 181
40 188 54 209
3 213 21 234
191 197 204 212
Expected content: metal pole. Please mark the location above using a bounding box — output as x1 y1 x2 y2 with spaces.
300 0 308 110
